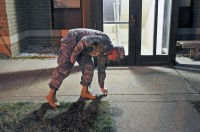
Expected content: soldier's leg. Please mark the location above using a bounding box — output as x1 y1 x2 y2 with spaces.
47 43 74 108
49 44 74 90
77 55 96 99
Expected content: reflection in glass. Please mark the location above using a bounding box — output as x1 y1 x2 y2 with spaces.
104 24 129 55
141 0 155 55
141 0 172 56
103 0 129 55
156 0 172 55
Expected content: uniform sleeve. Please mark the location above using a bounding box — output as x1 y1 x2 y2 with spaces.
71 36 93 59
97 55 108 87
71 41 84 57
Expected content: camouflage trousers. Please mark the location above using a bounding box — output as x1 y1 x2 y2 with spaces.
49 43 95 91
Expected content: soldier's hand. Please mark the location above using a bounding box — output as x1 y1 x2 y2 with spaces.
100 87 108 95
70 55 76 64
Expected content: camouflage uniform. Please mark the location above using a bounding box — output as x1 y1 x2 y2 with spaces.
49 28 113 91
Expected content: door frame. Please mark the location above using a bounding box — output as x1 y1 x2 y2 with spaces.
90 0 179 66
92 0 137 66
136 0 179 66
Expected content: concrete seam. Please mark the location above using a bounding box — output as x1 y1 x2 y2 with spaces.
27 69 44 89
174 68 200 93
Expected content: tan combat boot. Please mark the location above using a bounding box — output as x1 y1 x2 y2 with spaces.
80 86 97 100
46 89 60 108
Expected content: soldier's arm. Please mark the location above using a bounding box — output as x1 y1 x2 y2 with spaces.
70 36 93 63
97 55 108 88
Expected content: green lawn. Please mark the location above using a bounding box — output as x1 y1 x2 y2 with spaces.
0 97 116 131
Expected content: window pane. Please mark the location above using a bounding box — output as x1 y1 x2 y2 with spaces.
103 0 129 22
156 0 172 55
104 24 129 55
141 0 155 55
103 0 129 55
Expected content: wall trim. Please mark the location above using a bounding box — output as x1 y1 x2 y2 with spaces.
10 31 29 45
10 30 69 45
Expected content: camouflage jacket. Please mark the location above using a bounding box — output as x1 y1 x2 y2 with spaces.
64 28 113 87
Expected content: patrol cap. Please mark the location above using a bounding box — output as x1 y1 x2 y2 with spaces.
107 46 125 61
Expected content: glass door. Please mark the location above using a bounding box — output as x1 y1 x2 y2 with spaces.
103 0 129 55
102 0 137 65
138 0 173 65
93 0 174 65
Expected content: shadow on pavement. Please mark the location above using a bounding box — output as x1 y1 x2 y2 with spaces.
14 95 106 131
0 66 82 92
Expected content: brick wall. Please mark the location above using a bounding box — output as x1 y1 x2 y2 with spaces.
26 0 61 53
26 0 61 48
5 0 29 56
177 0 200 40
29 36 62 48
192 0 200 28
6 0 52 33
176 34 200 40
11 38 29 56
2 0 61 57
0 0 11 58
26 0 52 30
6 0 28 36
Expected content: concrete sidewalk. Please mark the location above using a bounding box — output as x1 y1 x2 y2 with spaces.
0 59 200 132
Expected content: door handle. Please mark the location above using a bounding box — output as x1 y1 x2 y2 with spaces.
132 14 135 23
129 14 136 28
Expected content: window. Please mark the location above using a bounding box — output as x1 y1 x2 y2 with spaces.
178 7 193 28
52 0 82 29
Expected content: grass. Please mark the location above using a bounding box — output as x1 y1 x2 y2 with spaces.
0 97 116 131
191 101 200 114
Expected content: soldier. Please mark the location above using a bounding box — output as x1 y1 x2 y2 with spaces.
46 28 125 108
